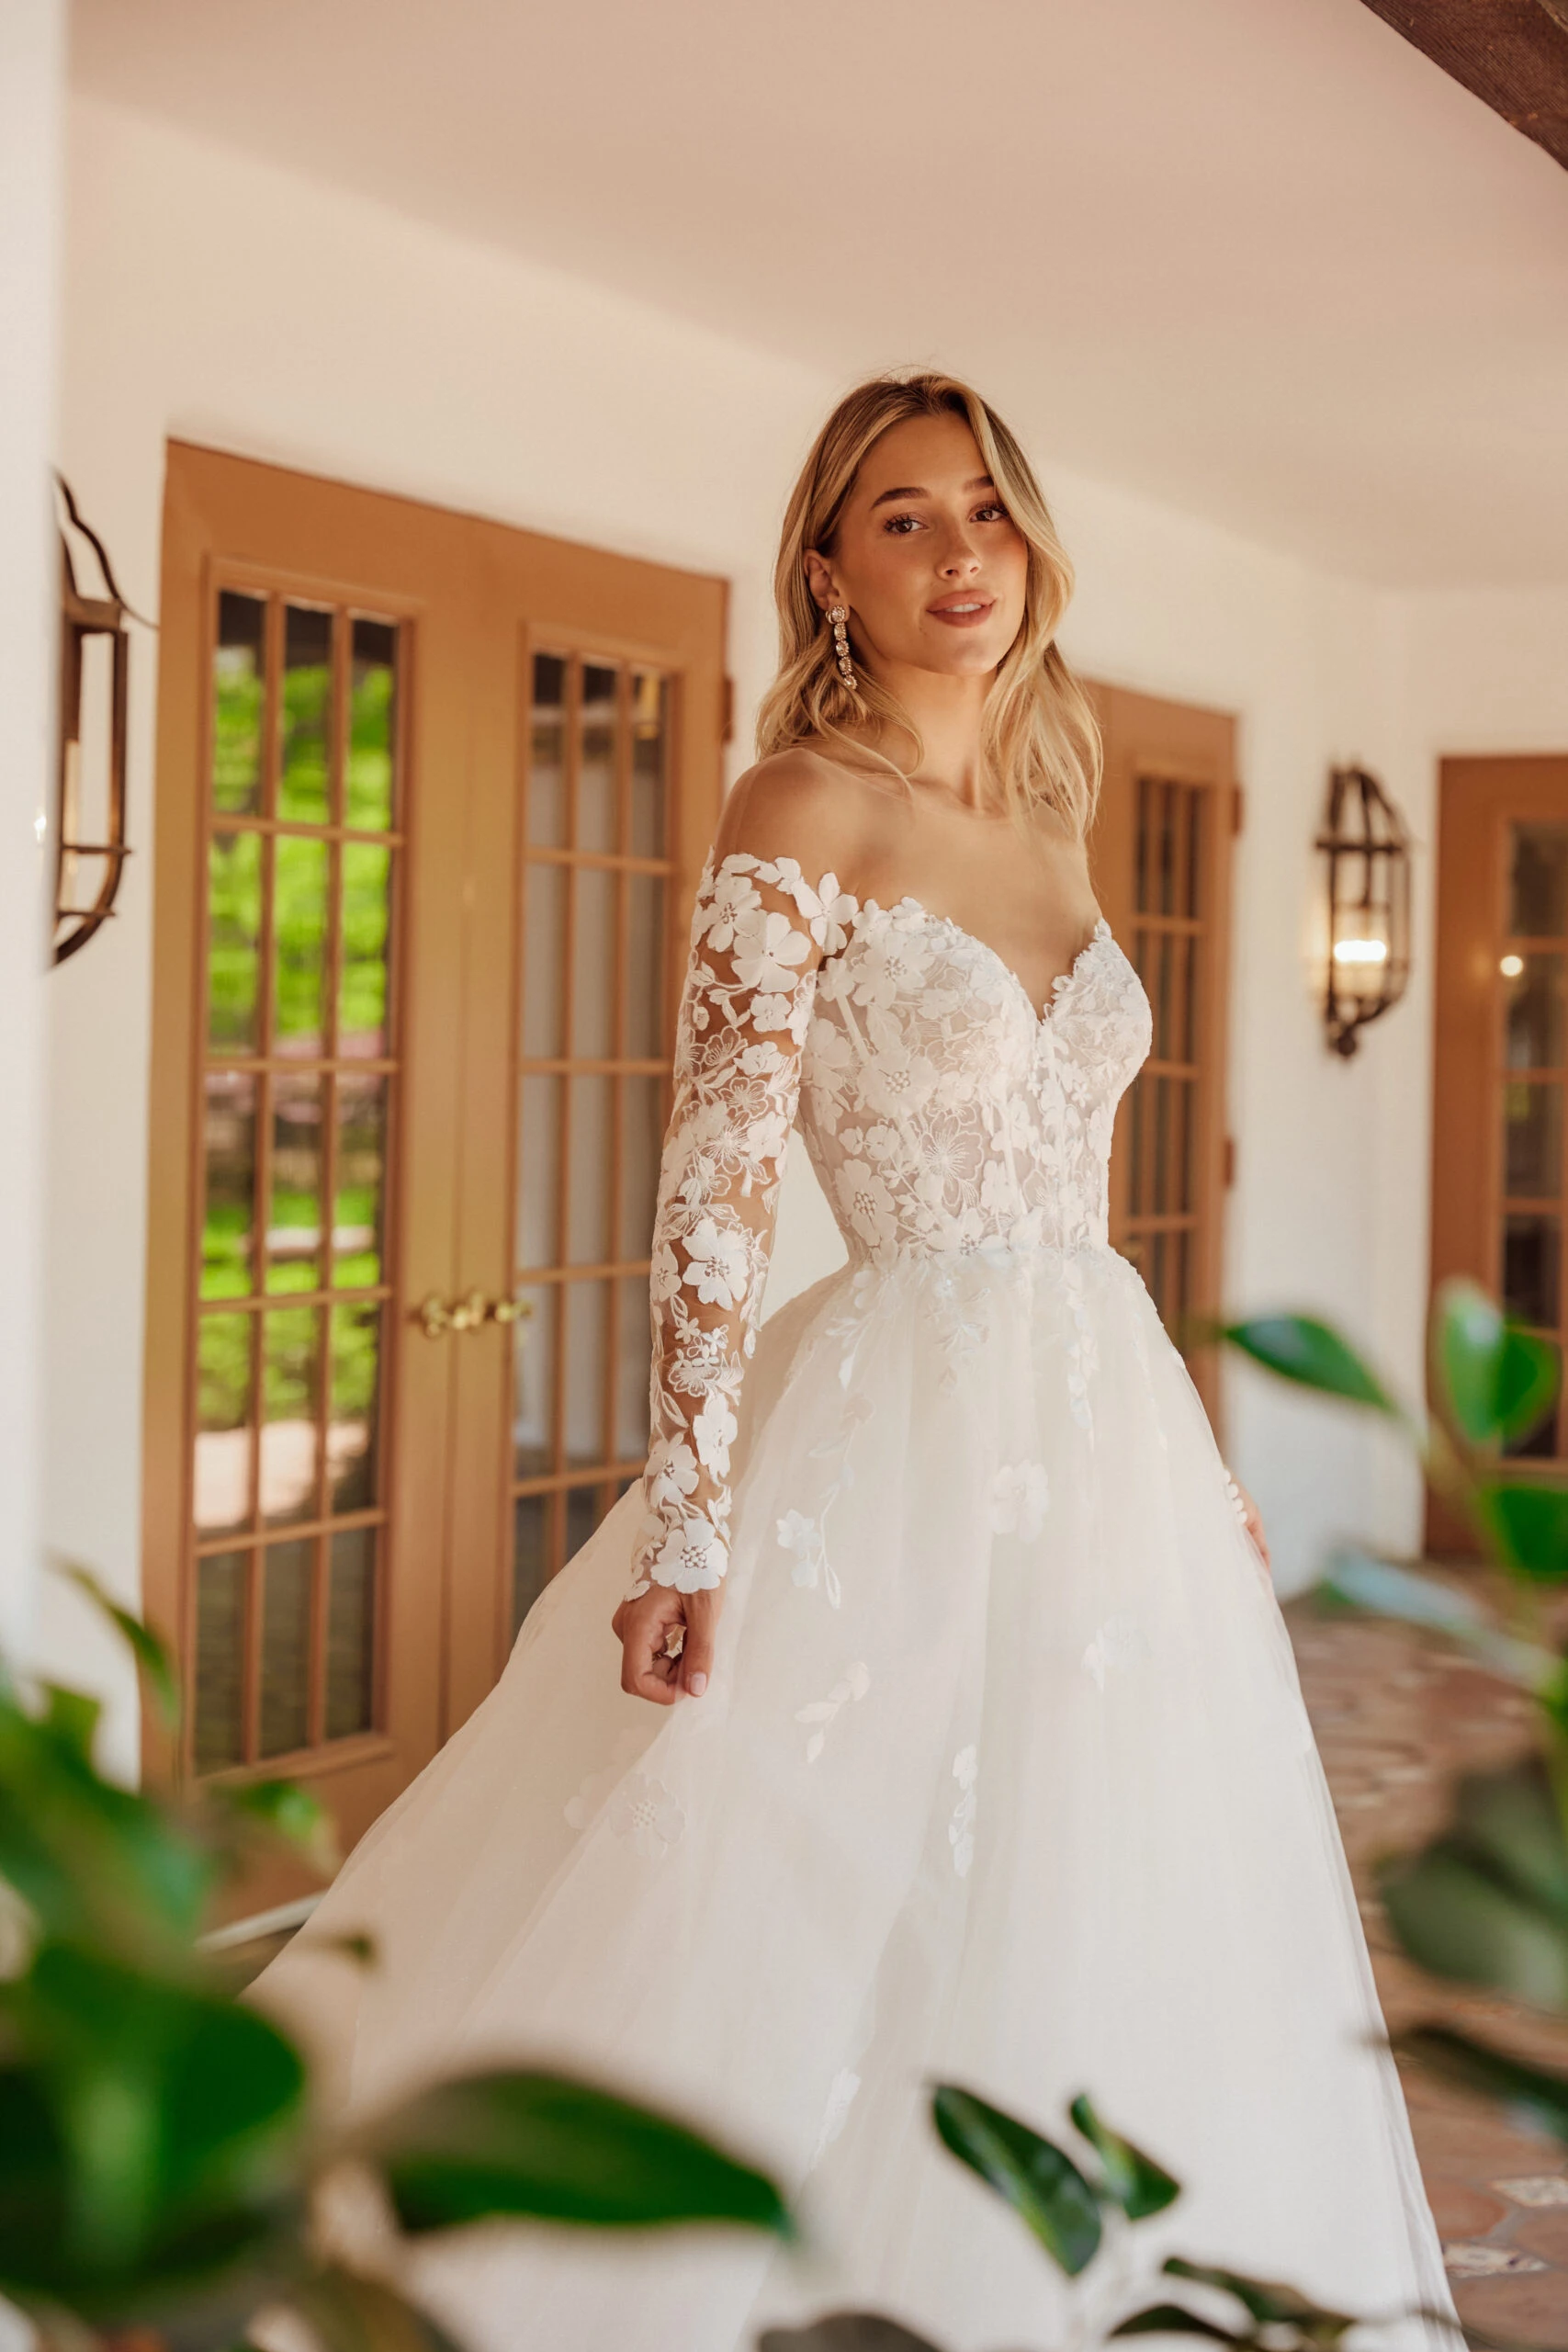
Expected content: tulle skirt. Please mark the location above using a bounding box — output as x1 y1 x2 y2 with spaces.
254 1240 1455 2351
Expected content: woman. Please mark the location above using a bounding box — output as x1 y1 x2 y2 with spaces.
257 372 1455 2351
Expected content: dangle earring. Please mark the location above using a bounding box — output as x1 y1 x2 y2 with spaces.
828 605 858 695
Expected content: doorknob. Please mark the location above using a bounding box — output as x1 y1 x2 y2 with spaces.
416 1289 489 1340
489 1295 535 1327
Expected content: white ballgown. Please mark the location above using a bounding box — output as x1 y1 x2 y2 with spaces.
256 846 1456 2352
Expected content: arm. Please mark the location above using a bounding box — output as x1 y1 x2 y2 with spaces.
614 774 859 1702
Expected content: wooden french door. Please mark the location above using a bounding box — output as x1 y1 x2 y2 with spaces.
143 446 724 1904
1091 683 1237 1425
1431 759 1568 1531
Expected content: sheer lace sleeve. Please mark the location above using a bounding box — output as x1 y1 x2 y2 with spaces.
629 849 859 1596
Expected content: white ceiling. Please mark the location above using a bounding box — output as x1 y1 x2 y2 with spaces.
72 0 1568 588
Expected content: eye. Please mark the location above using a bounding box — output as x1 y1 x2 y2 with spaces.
975 502 1010 524
881 512 923 536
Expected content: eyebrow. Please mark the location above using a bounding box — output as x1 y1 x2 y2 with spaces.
866 473 996 511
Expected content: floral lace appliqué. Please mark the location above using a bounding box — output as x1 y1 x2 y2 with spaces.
991 1460 1050 1540
631 854 859 1596
795 1660 871 1762
605 1772 686 1861
628 842 1150 1602
1081 1613 1153 1692
802 899 1149 1275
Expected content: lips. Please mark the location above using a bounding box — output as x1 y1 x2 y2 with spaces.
928 597 996 628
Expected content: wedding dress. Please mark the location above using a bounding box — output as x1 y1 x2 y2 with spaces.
256 845 1456 2352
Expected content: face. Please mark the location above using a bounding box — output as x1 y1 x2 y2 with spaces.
806 411 1030 684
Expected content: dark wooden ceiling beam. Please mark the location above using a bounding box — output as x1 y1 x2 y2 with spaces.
1359 0 1568 169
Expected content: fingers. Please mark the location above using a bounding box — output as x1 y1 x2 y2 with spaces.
615 1585 725 1705
619 1591 684 1707
680 1589 721 1699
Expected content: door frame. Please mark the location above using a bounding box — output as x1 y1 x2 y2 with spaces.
141 446 728 1900
1428 754 1568 1550
441 548 727 1732
1090 681 1238 1430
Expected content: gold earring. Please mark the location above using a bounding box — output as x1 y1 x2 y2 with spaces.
828 605 857 694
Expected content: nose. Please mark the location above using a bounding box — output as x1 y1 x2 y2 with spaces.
935 521 983 576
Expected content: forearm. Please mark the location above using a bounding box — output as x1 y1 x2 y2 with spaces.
629 849 853 1596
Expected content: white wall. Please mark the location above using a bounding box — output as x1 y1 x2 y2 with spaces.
50 95 1568 1764
0 1 64 1663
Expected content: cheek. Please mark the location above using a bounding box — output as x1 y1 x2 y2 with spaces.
846 537 927 623
999 534 1031 608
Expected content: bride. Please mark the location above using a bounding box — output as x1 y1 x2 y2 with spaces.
256 371 1455 2350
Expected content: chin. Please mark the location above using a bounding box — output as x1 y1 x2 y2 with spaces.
919 639 1013 678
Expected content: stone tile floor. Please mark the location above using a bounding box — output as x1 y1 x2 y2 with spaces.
1288 1591 1568 2346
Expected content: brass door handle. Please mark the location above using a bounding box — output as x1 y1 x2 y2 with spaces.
416 1289 489 1340
489 1295 535 1327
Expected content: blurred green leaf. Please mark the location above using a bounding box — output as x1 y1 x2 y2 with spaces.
53 1561 180 1731
208 1779 338 1878
931 2084 1100 2277
1111 2306 1250 2344
1314 1550 1552 1687
289 2265 468 2352
1394 2025 1568 2143
1162 2258 1358 2343
1067 2092 1179 2219
363 2069 793 2238
1382 1845 1568 2012
758 2318 944 2352
41 1686 102 1764
1452 1758 1568 1924
0 1684 216 1962
1219 1317 1396 1414
0 2052 299 2334
1473 1481 1568 1583
0 1941 306 2302
1434 1281 1560 1453
1535 1657 1568 1746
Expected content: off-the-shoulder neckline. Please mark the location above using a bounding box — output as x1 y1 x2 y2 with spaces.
859 894 1112 1031
701 850 1113 1031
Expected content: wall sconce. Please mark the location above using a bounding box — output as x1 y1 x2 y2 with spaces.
54 477 137 966
1316 763 1412 1057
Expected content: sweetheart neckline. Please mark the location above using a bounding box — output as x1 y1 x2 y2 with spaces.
857 895 1114 1031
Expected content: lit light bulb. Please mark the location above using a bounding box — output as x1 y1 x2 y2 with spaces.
1501 954 1525 978
1331 937 1389 966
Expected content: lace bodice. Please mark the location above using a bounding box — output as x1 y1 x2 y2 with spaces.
630 849 1151 1593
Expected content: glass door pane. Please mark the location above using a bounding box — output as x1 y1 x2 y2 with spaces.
1497 823 1568 1456
191 590 401 1769
1123 774 1207 1352
510 650 676 1630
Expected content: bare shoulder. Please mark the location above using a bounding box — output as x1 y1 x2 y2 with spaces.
713 744 881 888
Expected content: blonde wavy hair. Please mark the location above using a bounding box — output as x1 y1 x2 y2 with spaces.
756 370 1100 840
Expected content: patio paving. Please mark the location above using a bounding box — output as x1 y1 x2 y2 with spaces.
1288 1592 1568 2346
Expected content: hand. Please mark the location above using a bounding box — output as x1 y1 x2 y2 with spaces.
1226 1471 1271 1576
610 1582 724 1706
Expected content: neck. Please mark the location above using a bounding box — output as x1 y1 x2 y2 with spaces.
862 655 995 808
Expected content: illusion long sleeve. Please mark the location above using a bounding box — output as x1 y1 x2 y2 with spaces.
628 848 858 1595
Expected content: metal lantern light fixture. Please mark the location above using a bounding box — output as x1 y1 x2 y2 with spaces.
1316 764 1411 1057
53 476 137 966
